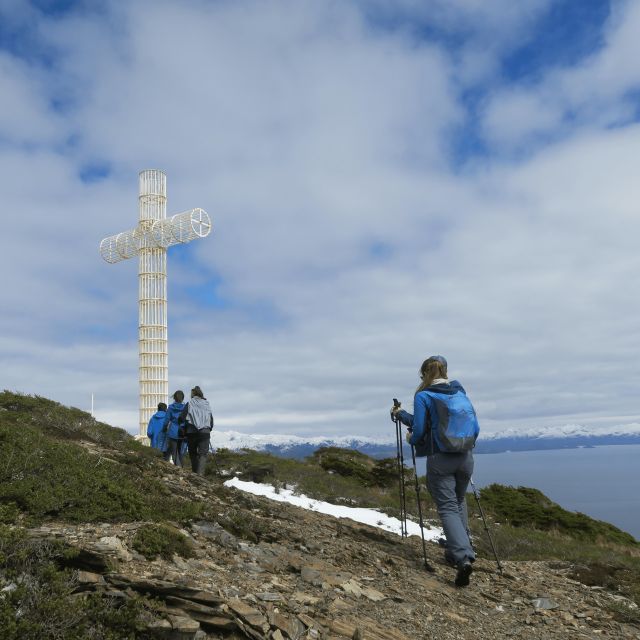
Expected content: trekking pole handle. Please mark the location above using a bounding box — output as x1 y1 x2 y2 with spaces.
391 398 402 423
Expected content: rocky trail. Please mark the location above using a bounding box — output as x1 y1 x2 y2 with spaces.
26 445 640 640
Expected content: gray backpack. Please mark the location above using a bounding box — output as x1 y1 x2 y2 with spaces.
186 397 213 431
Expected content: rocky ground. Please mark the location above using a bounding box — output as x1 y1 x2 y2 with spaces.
24 443 640 640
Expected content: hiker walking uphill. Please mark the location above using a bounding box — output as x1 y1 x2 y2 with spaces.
179 386 214 475
391 355 480 588
147 403 168 451
163 390 187 467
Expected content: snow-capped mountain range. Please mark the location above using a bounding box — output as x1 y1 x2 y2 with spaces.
481 423 640 440
211 430 392 451
211 423 640 459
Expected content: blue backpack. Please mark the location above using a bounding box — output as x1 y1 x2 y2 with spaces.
425 389 479 453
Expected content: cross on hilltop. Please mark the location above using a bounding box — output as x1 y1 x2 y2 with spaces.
99 170 212 437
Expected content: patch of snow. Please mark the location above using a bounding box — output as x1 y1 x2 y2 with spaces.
224 477 443 541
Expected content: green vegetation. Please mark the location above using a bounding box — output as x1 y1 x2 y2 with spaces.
0 503 19 524
0 392 135 450
0 526 152 639
132 524 195 561
476 484 637 545
0 391 202 525
312 447 398 487
0 392 208 638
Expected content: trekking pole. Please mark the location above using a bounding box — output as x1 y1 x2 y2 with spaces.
397 420 409 538
410 442 435 572
391 400 408 538
394 417 409 538
469 477 503 575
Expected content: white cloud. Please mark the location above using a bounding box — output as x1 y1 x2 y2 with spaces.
360 0 554 84
481 90 562 148
481 0 640 151
1 0 639 441
0 53 60 143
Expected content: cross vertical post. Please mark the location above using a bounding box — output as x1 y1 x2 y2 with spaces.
138 170 168 436
99 170 212 439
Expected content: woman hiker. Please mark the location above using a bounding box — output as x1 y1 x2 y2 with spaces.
391 355 480 587
163 390 187 467
179 385 214 475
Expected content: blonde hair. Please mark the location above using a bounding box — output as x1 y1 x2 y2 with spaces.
416 358 448 393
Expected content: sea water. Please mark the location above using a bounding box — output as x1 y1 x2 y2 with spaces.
470 444 640 540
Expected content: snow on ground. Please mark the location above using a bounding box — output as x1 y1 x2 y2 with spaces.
224 477 443 541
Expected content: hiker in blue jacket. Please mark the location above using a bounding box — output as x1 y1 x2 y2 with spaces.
147 403 168 451
391 355 479 587
163 390 187 467
179 385 214 475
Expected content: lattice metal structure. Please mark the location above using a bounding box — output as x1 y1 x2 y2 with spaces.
99 170 212 437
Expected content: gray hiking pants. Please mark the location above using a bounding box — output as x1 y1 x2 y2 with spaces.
426 450 475 567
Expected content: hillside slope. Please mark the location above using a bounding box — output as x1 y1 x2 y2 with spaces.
1 392 639 640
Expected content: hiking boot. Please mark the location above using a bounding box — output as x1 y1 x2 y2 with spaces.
443 552 456 567
455 561 473 588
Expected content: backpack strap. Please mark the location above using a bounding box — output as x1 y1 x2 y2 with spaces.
413 392 436 457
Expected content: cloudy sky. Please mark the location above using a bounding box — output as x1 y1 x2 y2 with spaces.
1 0 639 439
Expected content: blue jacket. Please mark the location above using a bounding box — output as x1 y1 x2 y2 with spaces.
397 380 479 456
147 410 168 450
163 402 186 440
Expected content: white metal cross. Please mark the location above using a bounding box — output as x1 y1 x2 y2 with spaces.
99 169 212 438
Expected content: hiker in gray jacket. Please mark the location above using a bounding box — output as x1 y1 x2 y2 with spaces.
178 385 214 475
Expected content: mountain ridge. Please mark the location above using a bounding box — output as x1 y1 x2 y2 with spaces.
211 424 640 459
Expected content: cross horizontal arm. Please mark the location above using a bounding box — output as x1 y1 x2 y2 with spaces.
99 208 212 263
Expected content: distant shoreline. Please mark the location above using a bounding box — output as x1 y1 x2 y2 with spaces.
474 434 640 455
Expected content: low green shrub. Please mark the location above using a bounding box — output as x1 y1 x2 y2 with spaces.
370 458 401 488
312 447 374 483
0 502 19 524
0 401 202 525
0 391 137 452
476 484 637 546
132 524 195 561
311 448 399 488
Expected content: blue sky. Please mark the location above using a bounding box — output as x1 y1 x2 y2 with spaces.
2 0 640 438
